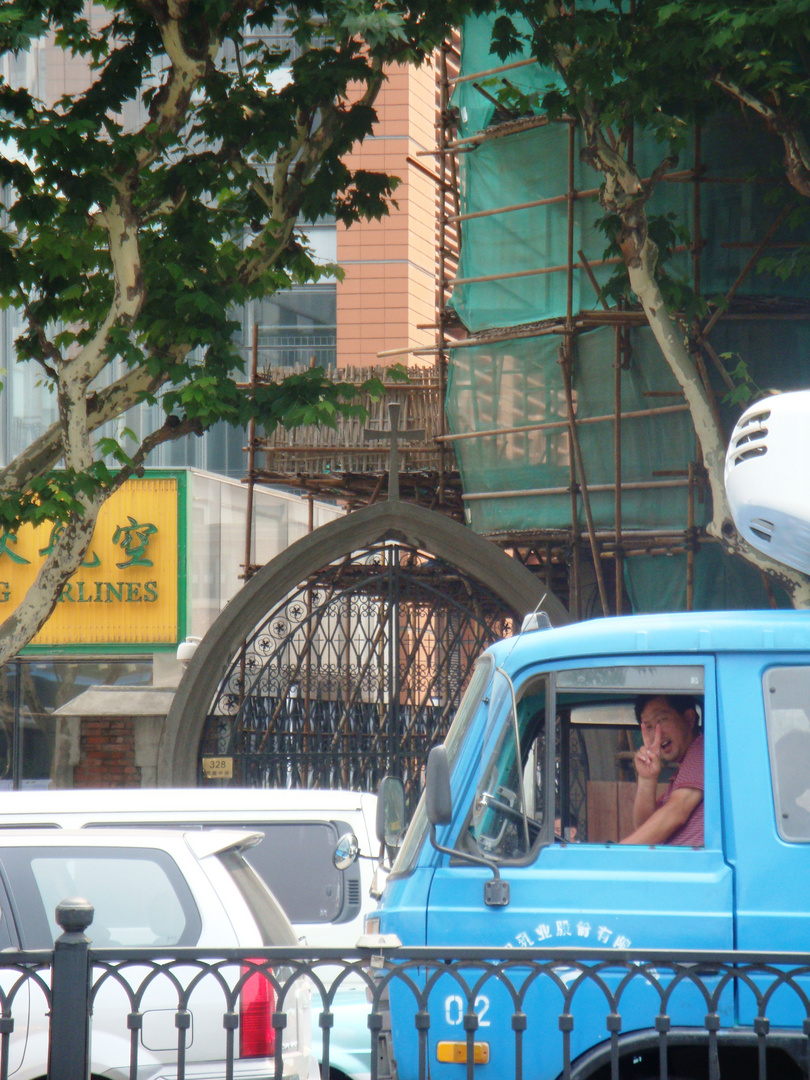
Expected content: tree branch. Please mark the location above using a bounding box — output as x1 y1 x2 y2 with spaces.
713 75 810 198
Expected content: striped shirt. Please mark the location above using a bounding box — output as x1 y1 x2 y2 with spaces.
657 734 704 847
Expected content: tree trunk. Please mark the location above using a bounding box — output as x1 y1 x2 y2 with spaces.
0 498 104 666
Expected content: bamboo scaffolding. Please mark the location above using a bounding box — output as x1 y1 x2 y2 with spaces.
425 303 810 362
258 445 440 456
449 246 691 288
699 202 793 343
692 126 703 295
437 41 456 504
449 188 601 223
448 56 540 85
240 324 259 582
614 320 623 615
446 168 699 224
435 403 689 443
426 113 554 153
235 33 805 620
562 346 610 617
463 478 692 501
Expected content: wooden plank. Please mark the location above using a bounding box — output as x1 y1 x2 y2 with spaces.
586 780 619 842
588 780 669 843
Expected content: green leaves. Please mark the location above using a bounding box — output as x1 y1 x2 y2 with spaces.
0 0 482 557
721 355 763 409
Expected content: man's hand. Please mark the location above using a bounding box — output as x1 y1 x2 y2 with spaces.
634 725 662 783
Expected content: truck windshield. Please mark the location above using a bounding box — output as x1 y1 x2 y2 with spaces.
390 656 494 878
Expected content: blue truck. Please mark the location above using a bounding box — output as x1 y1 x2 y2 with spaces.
364 607 810 1079
347 391 810 1079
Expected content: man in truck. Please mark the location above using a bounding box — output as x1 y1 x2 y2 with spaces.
620 694 704 847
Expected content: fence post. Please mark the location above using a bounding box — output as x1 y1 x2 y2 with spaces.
48 896 94 1080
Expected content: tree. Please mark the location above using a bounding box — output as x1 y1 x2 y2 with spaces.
657 1 810 200
0 0 471 663
487 0 810 605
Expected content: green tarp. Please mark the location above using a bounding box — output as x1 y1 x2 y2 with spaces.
447 14 810 612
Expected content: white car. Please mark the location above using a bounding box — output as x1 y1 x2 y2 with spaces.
0 789 383 1080
0 787 380 951
0 828 315 1080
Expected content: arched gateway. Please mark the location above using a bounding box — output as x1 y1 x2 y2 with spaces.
162 500 569 791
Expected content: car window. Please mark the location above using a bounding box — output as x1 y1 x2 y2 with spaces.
0 847 202 949
85 819 360 924
764 666 810 842
242 823 349 923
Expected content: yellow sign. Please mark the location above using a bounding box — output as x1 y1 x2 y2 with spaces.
0 477 179 646
201 757 233 779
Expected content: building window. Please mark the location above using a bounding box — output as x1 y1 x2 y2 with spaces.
251 284 337 371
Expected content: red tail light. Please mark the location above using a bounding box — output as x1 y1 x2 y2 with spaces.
239 959 276 1058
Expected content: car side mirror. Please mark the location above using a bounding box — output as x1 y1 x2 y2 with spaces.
377 775 406 860
425 745 452 826
333 832 360 870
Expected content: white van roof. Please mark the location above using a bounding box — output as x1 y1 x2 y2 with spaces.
0 825 264 855
0 787 375 817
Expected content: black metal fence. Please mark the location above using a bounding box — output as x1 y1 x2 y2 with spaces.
9 901 810 1080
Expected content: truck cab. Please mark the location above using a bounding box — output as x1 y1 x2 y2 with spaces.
372 609 810 1079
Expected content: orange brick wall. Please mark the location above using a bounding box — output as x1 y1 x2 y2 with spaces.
72 718 142 787
336 60 439 370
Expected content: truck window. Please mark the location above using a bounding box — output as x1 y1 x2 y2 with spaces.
557 666 704 846
391 655 494 879
453 663 705 861
764 666 810 842
557 700 649 843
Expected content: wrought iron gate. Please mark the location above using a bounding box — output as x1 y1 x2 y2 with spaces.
199 541 518 804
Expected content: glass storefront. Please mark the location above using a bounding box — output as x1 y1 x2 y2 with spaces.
0 659 153 789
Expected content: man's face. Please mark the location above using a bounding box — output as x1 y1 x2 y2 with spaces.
639 697 696 765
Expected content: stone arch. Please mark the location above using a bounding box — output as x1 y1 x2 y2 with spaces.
162 500 569 785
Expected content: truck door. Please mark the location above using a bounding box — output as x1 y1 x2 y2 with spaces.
727 659 810 1028
425 657 734 1074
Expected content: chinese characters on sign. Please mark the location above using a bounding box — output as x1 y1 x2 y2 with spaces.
2 517 157 573
0 478 179 646
112 517 158 568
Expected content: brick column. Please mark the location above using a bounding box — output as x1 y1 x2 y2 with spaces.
51 686 177 788
72 718 141 788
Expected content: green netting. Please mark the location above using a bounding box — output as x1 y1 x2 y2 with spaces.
450 116 806 333
448 326 702 534
448 317 810 538
448 14 810 612
624 544 791 614
453 13 557 139
450 16 809 333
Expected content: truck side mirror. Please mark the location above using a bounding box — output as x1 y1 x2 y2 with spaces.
424 743 509 907
426 745 453 826
376 775 406 856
